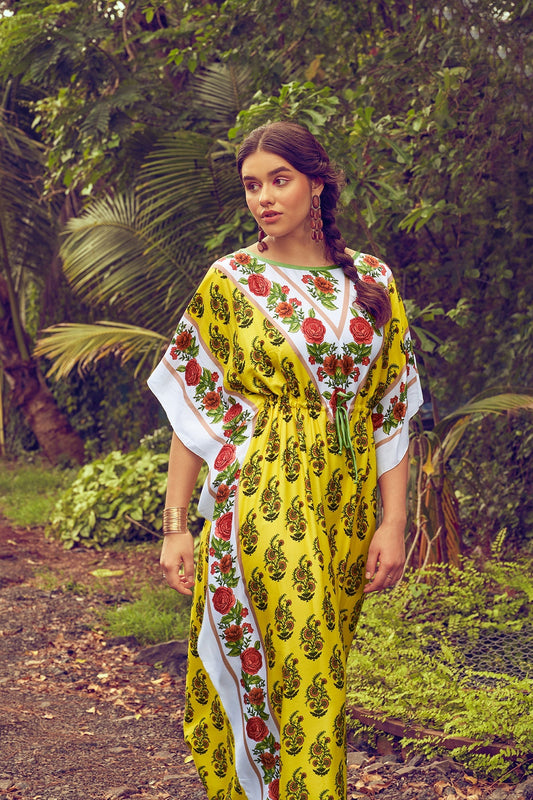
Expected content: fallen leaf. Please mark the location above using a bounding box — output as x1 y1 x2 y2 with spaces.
90 568 124 578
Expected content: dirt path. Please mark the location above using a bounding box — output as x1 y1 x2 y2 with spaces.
0 520 520 800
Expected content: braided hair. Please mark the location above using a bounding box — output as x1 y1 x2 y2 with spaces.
236 122 391 327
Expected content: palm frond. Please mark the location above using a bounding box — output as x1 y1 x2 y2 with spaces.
139 131 242 229
34 321 167 379
0 110 54 265
59 192 204 330
191 63 254 129
433 391 533 457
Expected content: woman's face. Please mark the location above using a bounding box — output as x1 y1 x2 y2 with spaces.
241 150 322 244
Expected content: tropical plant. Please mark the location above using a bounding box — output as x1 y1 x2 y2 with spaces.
0 83 84 463
48 443 206 548
347 558 533 780
34 127 247 374
407 390 533 568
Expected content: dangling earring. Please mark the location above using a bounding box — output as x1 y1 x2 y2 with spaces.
310 195 323 241
257 225 268 252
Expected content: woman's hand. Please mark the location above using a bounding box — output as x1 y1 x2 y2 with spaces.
363 520 406 593
364 453 409 593
160 531 195 596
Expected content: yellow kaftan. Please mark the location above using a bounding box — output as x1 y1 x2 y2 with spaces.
148 250 423 800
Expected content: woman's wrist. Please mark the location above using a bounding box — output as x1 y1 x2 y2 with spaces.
162 506 189 535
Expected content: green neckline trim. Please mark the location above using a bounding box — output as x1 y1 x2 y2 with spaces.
243 249 341 271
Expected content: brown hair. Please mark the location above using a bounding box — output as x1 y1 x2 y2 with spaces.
237 121 391 327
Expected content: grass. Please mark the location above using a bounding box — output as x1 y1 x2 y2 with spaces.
102 584 192 645
0 457 73 527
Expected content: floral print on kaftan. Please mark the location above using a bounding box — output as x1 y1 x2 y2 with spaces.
148 250 423 800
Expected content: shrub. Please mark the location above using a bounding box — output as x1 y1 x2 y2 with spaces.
48 446 169 548
347 559 533 780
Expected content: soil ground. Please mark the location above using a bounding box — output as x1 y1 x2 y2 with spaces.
0 518 517 800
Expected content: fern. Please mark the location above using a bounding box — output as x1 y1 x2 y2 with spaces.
347 558 533 779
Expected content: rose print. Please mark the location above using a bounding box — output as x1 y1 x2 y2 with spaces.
248 687 264 705
241 647 263 674
212 586 236 614
185 358 202 386
215 512 233 541
276 301 294 318
301 317 326 344
349 317 373 344
248 274 272 296
313 276 334 294
246 717 269 742
371 413 384 430
234 252 252 265
393 401 407 420
174 330 193 350
203 391 221 410
214 444 236 470
363 254 380 268
215 484 231 504
224 624 244 643
223 403 243 423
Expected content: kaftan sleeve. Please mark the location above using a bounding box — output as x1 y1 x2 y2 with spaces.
147 263 244 519
371 275 423 478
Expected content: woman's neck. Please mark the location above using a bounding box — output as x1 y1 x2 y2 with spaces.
249 235 334 268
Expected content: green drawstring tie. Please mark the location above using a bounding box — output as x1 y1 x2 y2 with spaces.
334 389 358 480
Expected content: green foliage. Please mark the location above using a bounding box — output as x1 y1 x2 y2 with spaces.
0 457 73 526
103 584 192 646
139 426 173 454
48 446 169 548
48 441 206 548
347 560 533 779
229 81 340 139
406 390 533 566
452 413 533 551
49 355 161 458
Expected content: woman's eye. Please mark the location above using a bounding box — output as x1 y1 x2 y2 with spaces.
245 182 259 192
274 178 288 186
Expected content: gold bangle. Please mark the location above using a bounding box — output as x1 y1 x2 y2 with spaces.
163 506 188 535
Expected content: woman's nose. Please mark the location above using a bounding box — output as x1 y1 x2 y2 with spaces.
259 186 273 205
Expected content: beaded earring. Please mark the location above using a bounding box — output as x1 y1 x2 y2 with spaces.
310 195 323 241
257 226 268 252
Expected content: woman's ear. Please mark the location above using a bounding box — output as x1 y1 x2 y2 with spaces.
311 178 324 195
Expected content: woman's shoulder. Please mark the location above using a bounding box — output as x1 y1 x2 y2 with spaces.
349 249 393 283
210 250 253 270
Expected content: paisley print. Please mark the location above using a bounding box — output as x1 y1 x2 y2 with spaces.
148 249 423 800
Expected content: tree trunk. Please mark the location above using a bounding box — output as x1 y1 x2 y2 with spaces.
0 277 84 465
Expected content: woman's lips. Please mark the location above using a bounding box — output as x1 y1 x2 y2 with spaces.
261 212 281 223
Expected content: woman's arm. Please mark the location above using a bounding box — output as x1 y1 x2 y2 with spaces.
160 433 204 596
363 452 408 593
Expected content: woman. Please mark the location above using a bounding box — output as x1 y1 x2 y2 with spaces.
148 121 423 800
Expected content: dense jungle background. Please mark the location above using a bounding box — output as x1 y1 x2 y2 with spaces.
1 2 533 797
1 0 532 560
